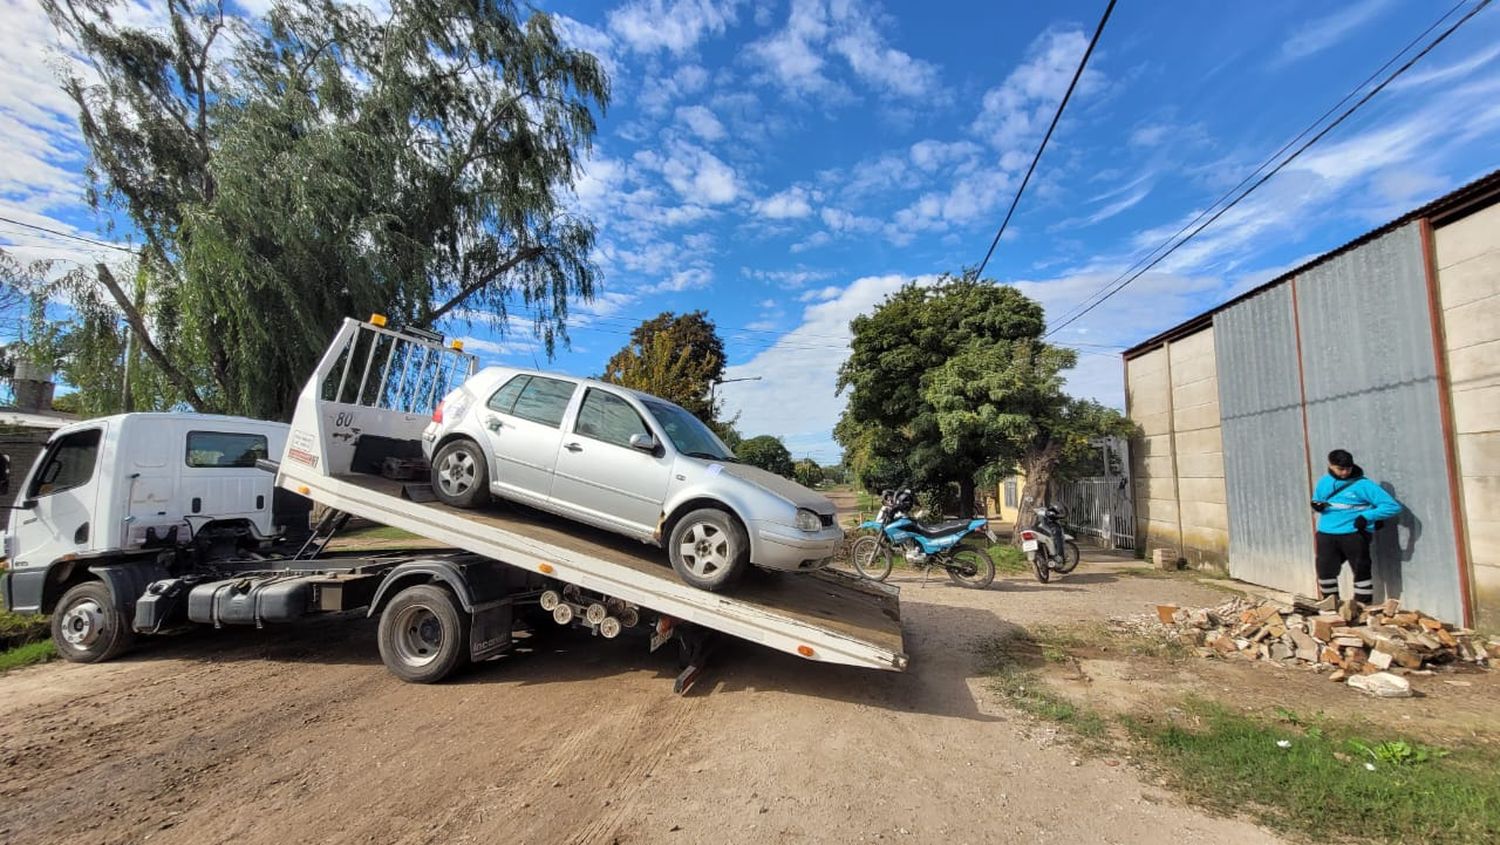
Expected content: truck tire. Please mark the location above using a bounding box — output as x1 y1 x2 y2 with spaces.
377 583 470 683
51 581 135 664
668 508 750 592
431 438 490 509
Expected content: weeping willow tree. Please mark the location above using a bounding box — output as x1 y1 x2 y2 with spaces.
43 0 608 419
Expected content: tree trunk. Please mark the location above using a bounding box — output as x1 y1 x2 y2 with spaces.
957 475 976 519
1011 440 1060 542
95 262 215 412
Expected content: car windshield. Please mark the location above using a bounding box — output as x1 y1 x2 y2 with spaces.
642 399 736 462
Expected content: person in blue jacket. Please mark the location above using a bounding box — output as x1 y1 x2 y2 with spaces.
1311 449 1402 605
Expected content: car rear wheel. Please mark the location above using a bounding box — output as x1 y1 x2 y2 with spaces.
668 508 750 592
431 438 490 509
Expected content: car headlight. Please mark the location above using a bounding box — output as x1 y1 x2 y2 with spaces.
795 509 821 532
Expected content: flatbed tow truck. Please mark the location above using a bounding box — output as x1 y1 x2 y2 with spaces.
15 317 906 693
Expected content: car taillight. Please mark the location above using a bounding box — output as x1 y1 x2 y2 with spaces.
432 401 445 424
1020 531 1036 541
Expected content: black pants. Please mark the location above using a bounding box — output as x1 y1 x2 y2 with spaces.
1315 531 1373 603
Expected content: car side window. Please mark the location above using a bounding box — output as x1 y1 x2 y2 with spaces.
28 428 102 498
575 389 650 448
509 376 576 428
487 375 531 414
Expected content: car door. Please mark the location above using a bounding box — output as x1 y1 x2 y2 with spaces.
8 426 104 581
477 374 578 503
549 388 673 536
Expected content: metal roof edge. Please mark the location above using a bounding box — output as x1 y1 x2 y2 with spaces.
1120 168 1500 360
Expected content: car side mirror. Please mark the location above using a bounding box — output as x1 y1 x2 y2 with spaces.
628 433 658 453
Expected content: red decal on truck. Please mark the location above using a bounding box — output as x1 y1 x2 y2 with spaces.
288 448 319 468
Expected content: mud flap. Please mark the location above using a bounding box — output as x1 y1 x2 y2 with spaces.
470 599 514 662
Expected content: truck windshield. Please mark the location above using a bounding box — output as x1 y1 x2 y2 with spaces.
641 399 736 462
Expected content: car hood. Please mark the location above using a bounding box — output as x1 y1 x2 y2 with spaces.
719 463 833 513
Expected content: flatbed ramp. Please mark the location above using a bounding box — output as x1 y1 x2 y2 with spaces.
286 470 906 671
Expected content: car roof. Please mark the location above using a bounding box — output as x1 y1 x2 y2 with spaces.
472 366 667 406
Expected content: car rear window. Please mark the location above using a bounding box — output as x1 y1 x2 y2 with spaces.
509 376 576 428
487 375 530 413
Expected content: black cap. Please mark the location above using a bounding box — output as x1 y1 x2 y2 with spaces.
1328 449 1354 468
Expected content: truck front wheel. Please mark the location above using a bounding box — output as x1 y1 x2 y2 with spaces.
51 581 135 664
377 584 470 683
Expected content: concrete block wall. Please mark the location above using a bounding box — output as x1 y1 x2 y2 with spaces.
1434 202 1500 631
1125 328 1230 570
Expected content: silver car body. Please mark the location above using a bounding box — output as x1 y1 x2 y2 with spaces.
421 367 841 571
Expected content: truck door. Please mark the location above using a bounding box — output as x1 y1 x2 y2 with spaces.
9 426 104 574
180 430 272 529
478 375 578 503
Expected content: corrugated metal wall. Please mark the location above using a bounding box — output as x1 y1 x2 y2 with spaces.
1215 285 1315 594
1296 223 1463 621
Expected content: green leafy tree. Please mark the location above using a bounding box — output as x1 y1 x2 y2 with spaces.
42 0 608 419
836 274 1047 516
737 435 795 478
793 458 824 488
601 311 726 423
837 272 1135 521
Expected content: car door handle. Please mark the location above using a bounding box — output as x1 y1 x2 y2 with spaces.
564 443 583 453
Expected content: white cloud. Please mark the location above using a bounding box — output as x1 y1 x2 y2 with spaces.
754 185 814 219
654 142 741 204
1128 124 1169 147
1082 184 1151 226
644 267 715 293
720 273 928 461
607 0 741 55
909 139 981 171
746 0 939 100
1388 42 1500 91
1278 0 1392 64
971 27 1105 152
675 104 727 141
551 14 620 77
638 64 712 116
743 267 834 288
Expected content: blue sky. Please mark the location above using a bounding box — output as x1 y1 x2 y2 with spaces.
3 0 1500 462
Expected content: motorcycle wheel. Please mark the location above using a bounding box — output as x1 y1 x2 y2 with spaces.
1055 541 1081 574
946 548 995 590
1031 551 1051 584
850 535 894 582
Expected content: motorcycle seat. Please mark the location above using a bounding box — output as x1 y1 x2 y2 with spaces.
904 519 975 539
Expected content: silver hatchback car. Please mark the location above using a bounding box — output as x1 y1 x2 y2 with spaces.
421 367 842 591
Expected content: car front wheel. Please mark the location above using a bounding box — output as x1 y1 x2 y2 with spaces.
668 508 750 592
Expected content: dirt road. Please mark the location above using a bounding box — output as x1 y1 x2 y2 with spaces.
0 564 1280 845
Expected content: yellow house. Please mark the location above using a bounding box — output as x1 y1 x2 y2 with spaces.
989 472 1026 525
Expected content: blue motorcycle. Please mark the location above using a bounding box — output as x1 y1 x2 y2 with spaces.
849 487 996 588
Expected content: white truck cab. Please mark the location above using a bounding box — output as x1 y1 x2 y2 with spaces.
2 413 293 616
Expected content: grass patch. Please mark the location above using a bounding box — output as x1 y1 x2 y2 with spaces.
1130 701 1500 844
1 608 51 650
979 624 1500 844
986 544 1029 575
0 639 56 673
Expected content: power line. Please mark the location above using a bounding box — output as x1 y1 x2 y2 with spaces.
0 215 135 254
974 0 1117 279
1045 0 1472 332
1044 0 1492 338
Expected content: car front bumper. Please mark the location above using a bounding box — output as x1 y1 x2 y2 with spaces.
751 521 843 571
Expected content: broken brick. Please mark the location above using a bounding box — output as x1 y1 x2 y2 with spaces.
1374 638 1421 670
1156 604 1180 625
1320 646 1342 666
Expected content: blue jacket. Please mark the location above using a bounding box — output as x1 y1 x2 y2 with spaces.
1312 468 1402 535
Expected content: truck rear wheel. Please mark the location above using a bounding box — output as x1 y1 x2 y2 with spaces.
377 584 470 683
51 581 135 664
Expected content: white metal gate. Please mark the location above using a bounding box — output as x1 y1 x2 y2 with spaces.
1056 477 1136 550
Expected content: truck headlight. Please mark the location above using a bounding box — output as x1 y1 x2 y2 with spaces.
795 509 821 532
